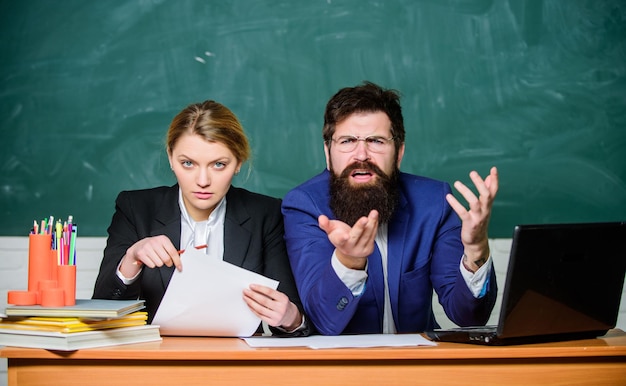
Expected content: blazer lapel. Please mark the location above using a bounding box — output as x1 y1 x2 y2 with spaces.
150 185 182 289
367 246 386 326
223 188 252 267
386 189 409 327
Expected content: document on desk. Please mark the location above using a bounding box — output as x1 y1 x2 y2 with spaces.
244 334 437 349
152 248 279 337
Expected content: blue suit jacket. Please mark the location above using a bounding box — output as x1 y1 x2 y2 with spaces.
282 170 497 335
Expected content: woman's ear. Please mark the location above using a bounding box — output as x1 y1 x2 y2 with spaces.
167 151 174 171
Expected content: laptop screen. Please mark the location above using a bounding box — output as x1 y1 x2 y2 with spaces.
497 222 626 339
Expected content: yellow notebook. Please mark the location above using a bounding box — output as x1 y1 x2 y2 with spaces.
0 312 147 333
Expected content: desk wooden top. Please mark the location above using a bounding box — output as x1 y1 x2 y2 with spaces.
2 329 626 362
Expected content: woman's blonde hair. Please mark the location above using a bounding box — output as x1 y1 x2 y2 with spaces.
166 100 250 164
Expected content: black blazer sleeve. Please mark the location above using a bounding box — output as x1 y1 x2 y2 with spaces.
224 187 311 336
92 185 181 321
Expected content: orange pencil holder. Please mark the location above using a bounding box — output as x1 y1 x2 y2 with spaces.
57 264 77 306
27 233 54 297
39 279 64 307
50 249 59 283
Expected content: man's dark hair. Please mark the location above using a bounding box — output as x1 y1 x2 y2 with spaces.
322 81 405 154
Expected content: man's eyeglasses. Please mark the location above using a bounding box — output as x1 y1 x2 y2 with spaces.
328 135 395 153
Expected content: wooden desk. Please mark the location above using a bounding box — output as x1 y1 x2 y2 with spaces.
2 330 626 386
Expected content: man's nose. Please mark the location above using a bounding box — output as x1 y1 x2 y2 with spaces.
353 139 371 161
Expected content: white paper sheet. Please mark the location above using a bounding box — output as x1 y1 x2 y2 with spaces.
152 248 279 337
243 333 437 349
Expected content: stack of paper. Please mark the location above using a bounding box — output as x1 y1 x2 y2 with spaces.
0 299 162 351
243 334 437 349
0 324 161 351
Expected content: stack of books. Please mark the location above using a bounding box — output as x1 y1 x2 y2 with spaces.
0 299 161 351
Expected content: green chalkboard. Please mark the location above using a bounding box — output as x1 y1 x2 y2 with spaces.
1 0 625 237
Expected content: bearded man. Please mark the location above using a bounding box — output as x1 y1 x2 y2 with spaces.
282 81 499 335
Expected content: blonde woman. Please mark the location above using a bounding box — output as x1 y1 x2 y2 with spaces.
94 100 308 336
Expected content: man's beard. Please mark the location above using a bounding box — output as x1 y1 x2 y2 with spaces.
329 161 399 226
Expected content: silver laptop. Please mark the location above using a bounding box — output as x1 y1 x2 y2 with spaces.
427 222 626 345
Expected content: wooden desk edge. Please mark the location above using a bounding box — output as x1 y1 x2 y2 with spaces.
2 329 626 362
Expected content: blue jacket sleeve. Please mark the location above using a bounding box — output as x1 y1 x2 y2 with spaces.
282 185 363 335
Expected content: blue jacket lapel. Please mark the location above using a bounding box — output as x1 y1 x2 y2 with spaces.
386 189 410 329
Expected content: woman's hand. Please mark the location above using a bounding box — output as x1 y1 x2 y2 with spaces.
119 235 182 277
243 284 302 331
